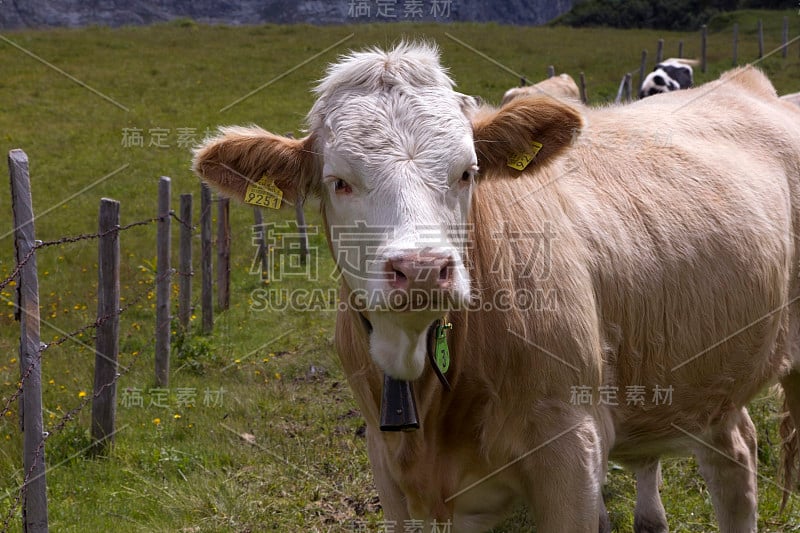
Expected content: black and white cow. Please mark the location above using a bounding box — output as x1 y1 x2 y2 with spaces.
639 58 698 98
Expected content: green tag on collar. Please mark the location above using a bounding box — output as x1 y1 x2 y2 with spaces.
434 321 452 374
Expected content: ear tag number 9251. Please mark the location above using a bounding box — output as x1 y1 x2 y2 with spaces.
245 175 283 209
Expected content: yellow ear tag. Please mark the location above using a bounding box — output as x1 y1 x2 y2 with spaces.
244 175 283 209
506 141 544 171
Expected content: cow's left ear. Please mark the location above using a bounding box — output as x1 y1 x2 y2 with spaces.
472 95 582 176
192 126 318 204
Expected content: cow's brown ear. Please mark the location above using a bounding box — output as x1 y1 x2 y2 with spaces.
472 95 582 176
192 126 318 204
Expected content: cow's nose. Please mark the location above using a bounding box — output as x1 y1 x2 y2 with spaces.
385 252 454 291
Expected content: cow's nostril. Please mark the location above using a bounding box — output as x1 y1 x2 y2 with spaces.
394 269 407 281
439 264 449 281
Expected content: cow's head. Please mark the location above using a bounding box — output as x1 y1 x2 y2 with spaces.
639 58 696 98
193 42 582 380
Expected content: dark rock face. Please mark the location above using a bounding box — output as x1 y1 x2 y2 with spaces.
0 0 573 29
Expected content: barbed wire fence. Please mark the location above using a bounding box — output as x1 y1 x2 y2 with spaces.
0 150 210 533
506 18 799 107
510 18 799 104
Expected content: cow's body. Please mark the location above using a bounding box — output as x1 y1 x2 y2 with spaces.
194 44 800 532
640 58 697 98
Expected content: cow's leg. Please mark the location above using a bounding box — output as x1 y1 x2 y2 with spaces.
523 418 605 532
691 407 757 533
633 459 668 533
365 426 411 523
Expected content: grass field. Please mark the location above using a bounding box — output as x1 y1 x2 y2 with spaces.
1 9 800 532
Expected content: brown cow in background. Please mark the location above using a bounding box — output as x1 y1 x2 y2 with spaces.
501 72 581 105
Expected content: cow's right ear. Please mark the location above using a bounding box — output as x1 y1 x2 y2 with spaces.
192 126 318 204
471 95 582 176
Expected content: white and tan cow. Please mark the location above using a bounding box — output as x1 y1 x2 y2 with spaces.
501 73 581 105
193 43 800 532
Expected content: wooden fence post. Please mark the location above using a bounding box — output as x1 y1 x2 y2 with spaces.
200 183 213 334
757 19 764 59
283 133 310 264
624 73 632 102
91 198 120 452
9 149 48 532
615 75 624 104
546 65 555 78
638 49 647 96
678 40 684 59
579 72 587 104
178 193 192 331
253 207 269 281
701 24 707 73
155 177 171 387
732 23 739 66
216 197 230 312
782 17 789 59
656 38 664 63
615 74 627 104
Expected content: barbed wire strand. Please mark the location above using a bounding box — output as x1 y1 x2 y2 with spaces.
168 211 196 232
1 267 174 420
0 216 165 293
35 217 162 249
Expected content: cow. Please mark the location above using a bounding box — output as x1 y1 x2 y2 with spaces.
501 73 581 105
639 58 698 98
193 43 800 532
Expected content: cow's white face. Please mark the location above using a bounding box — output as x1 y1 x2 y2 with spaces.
314 83 477 379
192 42 583 381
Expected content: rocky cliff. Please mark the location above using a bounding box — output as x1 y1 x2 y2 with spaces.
0 0 573 29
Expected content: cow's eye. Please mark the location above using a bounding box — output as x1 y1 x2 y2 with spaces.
333 178 352 194
460 165 478 184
